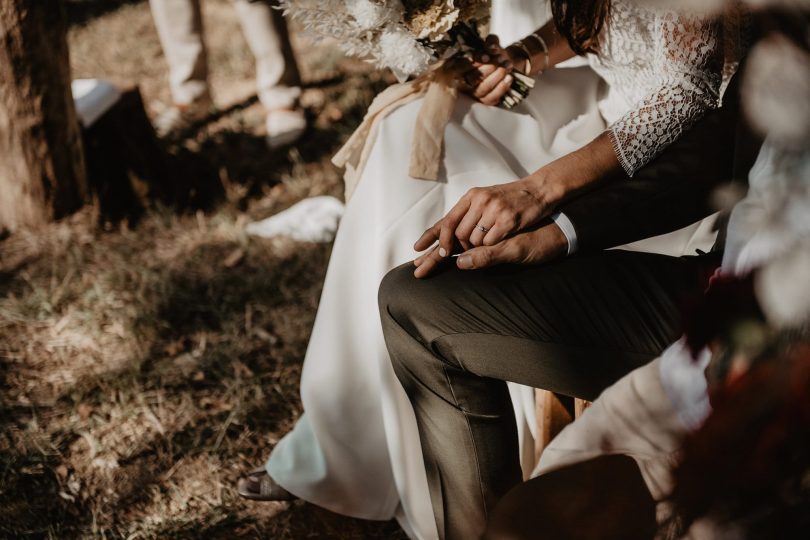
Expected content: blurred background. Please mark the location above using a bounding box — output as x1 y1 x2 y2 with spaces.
0 0 405 537
6 1 808 539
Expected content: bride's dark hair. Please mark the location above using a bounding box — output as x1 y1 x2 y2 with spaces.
550 0 611 55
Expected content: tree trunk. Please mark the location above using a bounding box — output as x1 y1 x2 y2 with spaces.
0 0 87 231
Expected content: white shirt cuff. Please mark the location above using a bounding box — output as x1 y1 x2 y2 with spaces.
551 212 578 256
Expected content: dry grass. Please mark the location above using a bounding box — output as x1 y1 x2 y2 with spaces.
0 1 404 538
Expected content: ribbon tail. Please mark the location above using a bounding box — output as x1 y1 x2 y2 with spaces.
332 81 423 200
409 79 458 181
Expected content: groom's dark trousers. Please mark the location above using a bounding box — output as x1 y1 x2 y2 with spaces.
379 82 759 540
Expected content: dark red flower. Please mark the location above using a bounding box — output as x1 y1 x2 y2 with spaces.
669 342 810 538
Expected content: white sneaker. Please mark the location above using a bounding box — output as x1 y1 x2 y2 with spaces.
154 96 215 138
266 109 306 149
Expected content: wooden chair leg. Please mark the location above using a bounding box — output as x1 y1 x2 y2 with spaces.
575 398 591 418
534 390 574 460
534 390 592 461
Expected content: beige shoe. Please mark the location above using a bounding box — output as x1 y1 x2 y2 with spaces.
236 467 298 502
266 108 306 149
154 95 215 138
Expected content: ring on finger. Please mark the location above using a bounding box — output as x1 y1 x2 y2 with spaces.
476 224 490 233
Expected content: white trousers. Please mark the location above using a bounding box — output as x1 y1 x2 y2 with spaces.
148 0 301 109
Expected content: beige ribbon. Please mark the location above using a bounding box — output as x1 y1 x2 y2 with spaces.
332 64 460 201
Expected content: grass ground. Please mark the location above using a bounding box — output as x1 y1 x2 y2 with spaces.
0 1 406 538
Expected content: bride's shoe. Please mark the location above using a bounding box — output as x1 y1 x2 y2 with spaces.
237 467 298 501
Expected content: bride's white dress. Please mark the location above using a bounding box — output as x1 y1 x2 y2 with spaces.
265 1 740 538
269 67 605 540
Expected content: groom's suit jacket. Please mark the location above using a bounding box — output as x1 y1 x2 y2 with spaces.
559 73 762 254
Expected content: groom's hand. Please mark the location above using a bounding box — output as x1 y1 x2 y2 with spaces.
414 177 558 262
413 223 568 278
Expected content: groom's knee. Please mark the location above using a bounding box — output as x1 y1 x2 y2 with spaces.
378 263 438 341
379 264 427 381
379 264 460 394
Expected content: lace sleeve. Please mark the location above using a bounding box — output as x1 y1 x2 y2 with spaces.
608 12 724 176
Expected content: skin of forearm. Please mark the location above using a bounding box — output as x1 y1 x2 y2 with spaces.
522 132 622 208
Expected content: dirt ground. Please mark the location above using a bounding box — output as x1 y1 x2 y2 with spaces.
0 1 406 538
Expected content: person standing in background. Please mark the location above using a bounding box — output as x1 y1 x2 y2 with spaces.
149 0 305 147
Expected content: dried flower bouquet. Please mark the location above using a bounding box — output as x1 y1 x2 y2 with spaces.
279 0 534 109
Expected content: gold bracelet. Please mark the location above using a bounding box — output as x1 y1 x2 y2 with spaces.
525 32 550 72
511 41 533 75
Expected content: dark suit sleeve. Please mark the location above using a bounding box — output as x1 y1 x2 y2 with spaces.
558 79 755 253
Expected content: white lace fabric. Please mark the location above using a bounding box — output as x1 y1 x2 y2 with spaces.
587 2 745 176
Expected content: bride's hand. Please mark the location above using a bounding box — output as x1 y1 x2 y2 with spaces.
413 223 567 278
417 176 561 248
413 175 563 274
460 35 523 107
410 126 621 277
414 132 619 266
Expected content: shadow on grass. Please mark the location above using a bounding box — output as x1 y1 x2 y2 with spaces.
65 0 145 27
0 237 405 538
0 421 91 538
145 501 407 539
0 60 401 538
168 72 389 208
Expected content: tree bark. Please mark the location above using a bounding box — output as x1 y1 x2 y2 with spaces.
0 0 87 231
